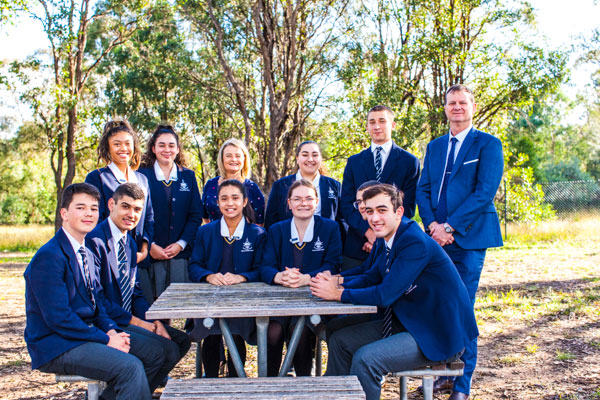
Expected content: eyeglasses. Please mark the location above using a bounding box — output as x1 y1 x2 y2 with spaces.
353 200 363 209
290 197 316 205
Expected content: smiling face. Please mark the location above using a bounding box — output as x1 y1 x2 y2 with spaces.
222 145 245 176
108 130 134 167
296 142 322 178
218 184 247 220
356 188 367 218
288 184 319 220
366 110 395 145
152 133 179 167
61 193 99 239
108 195 144 233
444 90 477 130
364 193 403 241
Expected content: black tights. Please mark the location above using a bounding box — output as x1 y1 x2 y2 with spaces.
202 334 247 377
266 321 315 377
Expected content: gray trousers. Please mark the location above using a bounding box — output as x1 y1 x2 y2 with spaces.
326 319 430 400
139 258 189 304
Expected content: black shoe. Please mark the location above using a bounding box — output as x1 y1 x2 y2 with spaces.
418 377 454 393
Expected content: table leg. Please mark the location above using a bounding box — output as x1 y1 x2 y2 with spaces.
278 315 305 377
256 316 269 377
218 319 247 378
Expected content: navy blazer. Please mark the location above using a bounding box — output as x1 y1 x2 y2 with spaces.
341 143 420 260
188 219 267 283
264 174 342 229
341 220 478 362
138 166 203 260
416 128 503 250
260 215 342 284
24 228 118 369
202 176 266 224
341 238 385 281
86 219 151 325
85 167 155 254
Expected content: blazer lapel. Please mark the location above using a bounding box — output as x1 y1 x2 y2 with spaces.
102 221 121 280
450 128 477 182
380 144 398 183
361 149 378 181
319 177 332 219
57 229 93 307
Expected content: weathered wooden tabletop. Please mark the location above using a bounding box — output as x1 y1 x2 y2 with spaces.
145 282 376 319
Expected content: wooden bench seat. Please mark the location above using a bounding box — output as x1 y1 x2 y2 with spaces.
392 360 464 400
160 376 365 399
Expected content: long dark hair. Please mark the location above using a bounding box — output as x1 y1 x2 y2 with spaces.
97 119 141 169
218 179 256 224
140 124 188 169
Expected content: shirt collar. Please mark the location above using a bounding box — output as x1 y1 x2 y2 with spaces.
62 227 85 255
107 217 128 246
220 217 245 240
290 216 315 245
370 140 393 154
384 235 394 252
153 160 178 182
295 171 320 188
449 124 472 144
108 162 138 185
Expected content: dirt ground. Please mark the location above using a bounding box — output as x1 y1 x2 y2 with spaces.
1 239 599 400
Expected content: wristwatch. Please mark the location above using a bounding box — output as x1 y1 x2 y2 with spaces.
443 223 454 233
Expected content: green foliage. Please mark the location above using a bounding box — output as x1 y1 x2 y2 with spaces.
542 158 594 182
497 154 556 223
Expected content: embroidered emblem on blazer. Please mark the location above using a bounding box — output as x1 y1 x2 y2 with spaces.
241 238 254 252
179 180 190 192
328 187 336 199
312 237 324 252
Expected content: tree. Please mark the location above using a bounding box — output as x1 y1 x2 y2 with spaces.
178 0 350 190
11 0 143 230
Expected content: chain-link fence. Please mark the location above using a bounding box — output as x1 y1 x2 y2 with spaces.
538 180 600 215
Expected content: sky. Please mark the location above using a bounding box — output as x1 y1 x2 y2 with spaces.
1 0 599 131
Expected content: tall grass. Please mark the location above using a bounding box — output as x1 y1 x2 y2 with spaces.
0 225 54 253
505 211 600 247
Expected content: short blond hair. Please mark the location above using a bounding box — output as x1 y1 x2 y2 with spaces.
217 138 251 180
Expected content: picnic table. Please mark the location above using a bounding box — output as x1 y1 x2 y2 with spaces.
146 282 376 377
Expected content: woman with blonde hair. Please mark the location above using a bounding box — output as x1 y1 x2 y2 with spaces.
201 138 265 225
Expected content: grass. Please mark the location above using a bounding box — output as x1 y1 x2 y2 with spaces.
0 225 54 252
504 212 600 248
555 350 577 361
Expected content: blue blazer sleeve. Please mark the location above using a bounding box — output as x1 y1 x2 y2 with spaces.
26 249 113 344
308 218 342 276
259 225 283 284
416 141 436 229
340 156 371 237
246 179 266 225
180 170 203 245
237 226 267 282
341 228 428 307
85 169 109 222
265 180 284 229
188 225 214 282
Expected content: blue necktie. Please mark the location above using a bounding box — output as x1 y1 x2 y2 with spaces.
117 237 133 313
374 146 383 181
382 245 393 338
435 137 458 223
78 246 96 310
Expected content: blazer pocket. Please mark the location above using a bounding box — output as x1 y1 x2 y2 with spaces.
463 159 479 165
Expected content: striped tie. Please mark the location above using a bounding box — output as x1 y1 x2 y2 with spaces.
435 137 458 223
117 237 133 313
78 247 96 310
374 146 383 181
382 245 393 338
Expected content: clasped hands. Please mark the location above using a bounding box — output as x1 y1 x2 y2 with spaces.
273 267 311 288
150 242 183 260
206 272 247 286
428 222 455 247
309 270 343 301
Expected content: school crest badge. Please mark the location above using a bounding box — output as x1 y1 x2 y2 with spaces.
312 236 324 252
179 180 190 192
328 187 336 199
241 238 254 252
